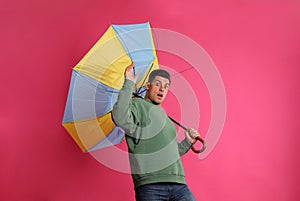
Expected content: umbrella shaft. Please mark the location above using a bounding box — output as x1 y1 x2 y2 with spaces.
168 116 187 131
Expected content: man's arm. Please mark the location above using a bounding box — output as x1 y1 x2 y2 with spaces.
112 63 139 136
177 128 200 156
177 138 193 156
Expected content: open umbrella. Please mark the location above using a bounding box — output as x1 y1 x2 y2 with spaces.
62 22 206 153
62 22 159 152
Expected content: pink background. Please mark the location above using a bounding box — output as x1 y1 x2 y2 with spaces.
1 0 300 200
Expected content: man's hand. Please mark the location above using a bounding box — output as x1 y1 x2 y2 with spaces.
125 62 138 83
185 128 200 144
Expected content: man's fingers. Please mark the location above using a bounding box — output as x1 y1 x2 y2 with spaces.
187 128 200 138
128 62 134 69
125 62 135 74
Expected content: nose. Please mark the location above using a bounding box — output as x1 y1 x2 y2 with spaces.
159 86 165 91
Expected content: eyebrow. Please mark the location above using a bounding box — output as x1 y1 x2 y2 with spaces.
154 80 170 85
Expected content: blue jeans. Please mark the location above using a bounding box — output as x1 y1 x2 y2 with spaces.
135 183 196 201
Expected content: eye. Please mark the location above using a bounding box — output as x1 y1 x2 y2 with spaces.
154 81 161 87
164 84 170 89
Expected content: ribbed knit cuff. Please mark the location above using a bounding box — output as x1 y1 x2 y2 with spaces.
181 137 193 149
123 79 135 89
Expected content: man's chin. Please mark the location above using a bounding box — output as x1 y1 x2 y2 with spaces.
151 99 162 105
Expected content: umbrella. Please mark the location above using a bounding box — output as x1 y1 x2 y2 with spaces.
62 22 159 152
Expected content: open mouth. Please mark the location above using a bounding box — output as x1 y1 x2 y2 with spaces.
157 93 163 98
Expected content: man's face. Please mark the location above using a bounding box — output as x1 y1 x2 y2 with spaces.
145 76 170 105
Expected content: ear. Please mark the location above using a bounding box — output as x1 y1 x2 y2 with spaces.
146 82 150 90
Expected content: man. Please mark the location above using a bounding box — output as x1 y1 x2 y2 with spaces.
112 63 200 201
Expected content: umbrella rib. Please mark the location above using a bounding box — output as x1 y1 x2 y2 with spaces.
171 67 194 77
136 67 194 95
118 30 154 59
112 25 155 62
136 88 146 95
136 62 154 96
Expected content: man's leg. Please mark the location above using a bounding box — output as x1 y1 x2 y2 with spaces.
170 184 196 201
135 183 171 201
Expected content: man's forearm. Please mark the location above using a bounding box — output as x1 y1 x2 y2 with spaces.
112 79 137 134
177 138 193 156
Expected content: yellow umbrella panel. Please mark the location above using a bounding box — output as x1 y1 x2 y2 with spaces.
62 22 159 152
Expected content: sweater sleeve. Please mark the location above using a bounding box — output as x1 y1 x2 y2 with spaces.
177 138 193 156
112 79 139 137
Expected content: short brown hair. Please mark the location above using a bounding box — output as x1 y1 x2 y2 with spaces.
148 69 171 84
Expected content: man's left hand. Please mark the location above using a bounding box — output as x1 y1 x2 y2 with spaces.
185 128 200 144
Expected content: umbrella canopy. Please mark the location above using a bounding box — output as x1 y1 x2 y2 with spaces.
62 22 159 152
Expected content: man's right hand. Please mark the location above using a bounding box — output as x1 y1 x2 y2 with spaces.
125 62 138 84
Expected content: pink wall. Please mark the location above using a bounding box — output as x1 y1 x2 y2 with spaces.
1 0 300 200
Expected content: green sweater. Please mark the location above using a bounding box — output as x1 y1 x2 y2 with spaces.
112 79 193 189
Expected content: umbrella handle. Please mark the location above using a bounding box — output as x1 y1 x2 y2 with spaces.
191 136 206 153
168 116 206 154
